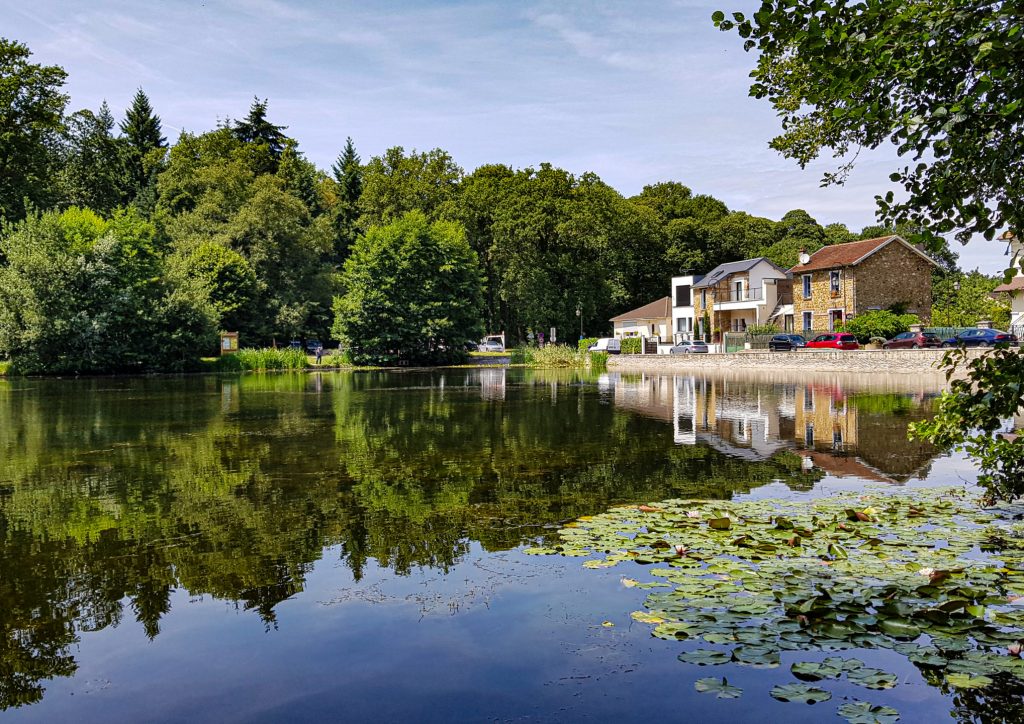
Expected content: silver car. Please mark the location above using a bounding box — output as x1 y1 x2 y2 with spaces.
669 340 709 354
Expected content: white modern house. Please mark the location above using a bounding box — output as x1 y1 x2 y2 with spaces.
670 273 703 342
993 232 1024 336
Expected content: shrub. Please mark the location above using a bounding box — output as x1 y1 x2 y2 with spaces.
588 351 608 370
578 337 599 352
509 347 530 365
526 344 582 368
745 324 779 336
620 337 642 354
839 310 920 343
214 347 309 371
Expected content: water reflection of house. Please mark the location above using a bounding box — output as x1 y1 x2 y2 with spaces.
478 368 506 401
606 371 940 483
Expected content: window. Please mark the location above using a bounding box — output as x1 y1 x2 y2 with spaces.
830 270 841 294
802 311 813 331
675 284 691 307
802 274 812 299
804 423 815 447
734 280 744 300
829 309 844 331
701 289 707 308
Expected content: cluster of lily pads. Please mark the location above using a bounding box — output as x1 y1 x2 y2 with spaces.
525 488 1024 722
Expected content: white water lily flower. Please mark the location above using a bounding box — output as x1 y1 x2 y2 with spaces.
686 510 701 519
919 567 936 577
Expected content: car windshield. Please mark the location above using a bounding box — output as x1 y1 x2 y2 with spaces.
923 333 938 338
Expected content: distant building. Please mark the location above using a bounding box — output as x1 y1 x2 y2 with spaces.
789 235 938 333
992 232 1024 336
610 296 672 341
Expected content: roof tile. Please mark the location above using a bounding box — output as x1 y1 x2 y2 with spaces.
610 296 671 322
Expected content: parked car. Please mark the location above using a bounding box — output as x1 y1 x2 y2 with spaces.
806 333 860 350
588 338 621 354
768 334 806 351
882 331 941 349
943 328 1018 347
305 339 322 353
669 340 709 354
478 340 504 352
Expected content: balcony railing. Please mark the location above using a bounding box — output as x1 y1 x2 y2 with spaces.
715 288 763 303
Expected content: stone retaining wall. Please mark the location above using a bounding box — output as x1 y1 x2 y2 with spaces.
608 348 985 375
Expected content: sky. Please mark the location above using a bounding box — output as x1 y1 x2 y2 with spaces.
6 0 1011 273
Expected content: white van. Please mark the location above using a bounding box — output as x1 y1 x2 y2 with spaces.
588 338 621 354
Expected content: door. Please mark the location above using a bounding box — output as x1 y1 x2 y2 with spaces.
829 310 843 331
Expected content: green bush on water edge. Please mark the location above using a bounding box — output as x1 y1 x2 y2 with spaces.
510 345 607 370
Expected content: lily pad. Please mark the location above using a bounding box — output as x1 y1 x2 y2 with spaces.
694 677 742 699
847 667 898 690
732 644 780 668
769 683 832 704
944 672 993 689
837 700 901 723
677 649 730 666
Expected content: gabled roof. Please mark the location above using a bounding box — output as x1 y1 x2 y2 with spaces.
610 296 671 322
993 276 1024 293
692 257 788 289
789 235 939 273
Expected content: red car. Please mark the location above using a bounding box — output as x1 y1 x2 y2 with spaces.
883 331 942 349
806 333 860 350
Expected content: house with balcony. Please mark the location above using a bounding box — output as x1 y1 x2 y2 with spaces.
690 258 792 339
993 232 1024 337
790 235 938 333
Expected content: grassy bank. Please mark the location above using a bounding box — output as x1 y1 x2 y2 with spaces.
211 347 352 372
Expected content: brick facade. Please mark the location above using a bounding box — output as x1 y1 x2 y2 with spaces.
793 240 934 333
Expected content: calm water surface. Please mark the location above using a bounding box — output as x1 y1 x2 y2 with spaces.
0 369 987 721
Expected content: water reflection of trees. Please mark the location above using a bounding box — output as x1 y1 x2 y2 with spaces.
0 370 871 708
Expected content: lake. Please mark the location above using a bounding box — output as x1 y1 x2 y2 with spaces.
0 369 1001 722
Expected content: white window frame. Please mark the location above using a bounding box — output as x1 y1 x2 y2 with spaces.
802 311 813 331
802 274 812 299
830 270 841 294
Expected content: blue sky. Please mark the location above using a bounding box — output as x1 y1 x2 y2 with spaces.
8 0 1010 272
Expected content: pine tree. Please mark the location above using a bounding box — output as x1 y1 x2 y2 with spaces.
119 88 166 205
57 100 126 212
233 97 287 157
330 137 363 262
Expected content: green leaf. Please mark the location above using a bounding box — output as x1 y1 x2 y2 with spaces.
945 672 993 689
694 676 743 698
678 649 730 666
769 683 832 703
837 700 901 724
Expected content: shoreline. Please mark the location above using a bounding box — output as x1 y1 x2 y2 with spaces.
606 348 987 376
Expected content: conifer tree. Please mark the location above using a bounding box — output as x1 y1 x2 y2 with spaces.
232 97 287 158
119 88 166 204
330 137 363 262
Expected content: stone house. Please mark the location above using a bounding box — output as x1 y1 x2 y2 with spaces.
690 258 792 339
789 235 938 333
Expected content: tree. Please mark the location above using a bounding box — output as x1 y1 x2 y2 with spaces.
357 146 462 228
713 2 1022 249
119 88 166 204
232 97 287 171
332 211 483 365
0 38 68 222
330 136 362 261
56 102 126 213
0 207 216 373
714 1 1024 499
931 270 1011 329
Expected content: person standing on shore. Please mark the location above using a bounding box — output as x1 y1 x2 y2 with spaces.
315 344 323 365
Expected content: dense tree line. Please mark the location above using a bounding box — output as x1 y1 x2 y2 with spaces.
0 36 962 372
